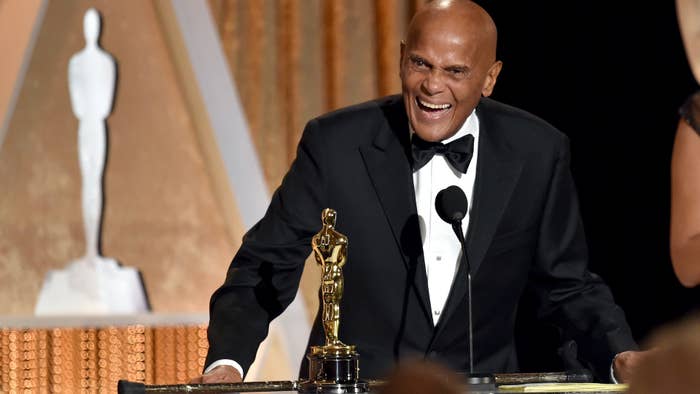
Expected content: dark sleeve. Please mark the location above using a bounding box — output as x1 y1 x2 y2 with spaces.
679 91 700 135
529 136 637 381
205 119 327 374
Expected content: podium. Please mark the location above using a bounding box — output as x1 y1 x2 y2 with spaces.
118 371 627 394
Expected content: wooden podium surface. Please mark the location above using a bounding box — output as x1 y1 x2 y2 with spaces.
117 381 626 394
116 372 626 394
1 314 208 394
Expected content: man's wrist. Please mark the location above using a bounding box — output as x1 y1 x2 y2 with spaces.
609 353 620 383
205 359 244 379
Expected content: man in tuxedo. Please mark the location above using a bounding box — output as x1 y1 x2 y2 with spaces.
194 0 648 384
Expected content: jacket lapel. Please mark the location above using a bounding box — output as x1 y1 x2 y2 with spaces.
466 108 524 275
432 100 524 339
359 99 432 322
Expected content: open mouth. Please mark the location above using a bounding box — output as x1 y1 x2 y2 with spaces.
416 97 452 113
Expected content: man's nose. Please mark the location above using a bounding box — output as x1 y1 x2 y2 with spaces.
421 69 446 95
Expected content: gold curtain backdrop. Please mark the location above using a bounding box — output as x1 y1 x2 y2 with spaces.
208 0 425 190
0 323 208 393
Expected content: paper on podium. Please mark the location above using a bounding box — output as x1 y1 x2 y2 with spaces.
499 383 628 392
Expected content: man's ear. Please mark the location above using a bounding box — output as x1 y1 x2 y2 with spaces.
399 40 407 74
481 60 503 97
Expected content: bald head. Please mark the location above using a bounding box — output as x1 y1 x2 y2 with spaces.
407 0 498 62
400 0 502 142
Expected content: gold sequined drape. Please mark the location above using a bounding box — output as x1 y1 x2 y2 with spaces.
208 0 427 190
0 325 208 393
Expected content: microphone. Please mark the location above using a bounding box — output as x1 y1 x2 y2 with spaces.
435 185 474 374
435 185 469 245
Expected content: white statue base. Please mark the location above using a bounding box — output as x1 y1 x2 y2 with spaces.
35 257 149 315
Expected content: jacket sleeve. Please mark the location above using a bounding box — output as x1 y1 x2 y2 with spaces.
529 135 638 381
205 119 327 374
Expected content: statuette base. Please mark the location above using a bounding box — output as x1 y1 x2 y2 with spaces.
300 350 368 393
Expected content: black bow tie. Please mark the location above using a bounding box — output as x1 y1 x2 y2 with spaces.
411 133 475 173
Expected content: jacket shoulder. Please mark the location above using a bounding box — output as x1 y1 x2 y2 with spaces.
302 95 404 145
314 95 402 126
478 97 569 152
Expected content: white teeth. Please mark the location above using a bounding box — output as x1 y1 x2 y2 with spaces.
418 98 451 110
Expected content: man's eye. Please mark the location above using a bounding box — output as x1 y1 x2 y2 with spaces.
448 68 468 79
411 58 427 67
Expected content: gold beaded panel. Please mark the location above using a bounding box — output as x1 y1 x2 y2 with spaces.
0 324 208 394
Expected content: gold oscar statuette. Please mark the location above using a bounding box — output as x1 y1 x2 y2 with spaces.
300 208 368 393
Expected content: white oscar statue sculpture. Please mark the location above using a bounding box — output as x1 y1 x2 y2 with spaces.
35 8 149 315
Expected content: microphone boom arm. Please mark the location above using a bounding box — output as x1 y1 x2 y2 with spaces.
452 221 473 374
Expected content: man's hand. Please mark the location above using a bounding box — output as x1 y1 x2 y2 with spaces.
613 350 655 383
190 365 242 384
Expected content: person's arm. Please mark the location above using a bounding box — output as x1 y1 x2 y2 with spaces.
670 118 700 287
202 118 329 377
530 135 638 381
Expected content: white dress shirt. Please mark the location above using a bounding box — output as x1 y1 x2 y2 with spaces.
412 110 479 325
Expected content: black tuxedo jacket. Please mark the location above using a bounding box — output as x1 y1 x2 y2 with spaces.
206 95 637 380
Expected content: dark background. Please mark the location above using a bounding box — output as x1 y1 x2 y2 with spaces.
477 0 700 373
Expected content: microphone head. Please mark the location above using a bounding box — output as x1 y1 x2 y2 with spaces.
435 185 468 224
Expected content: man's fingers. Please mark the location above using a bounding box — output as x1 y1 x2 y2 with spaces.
189 365 242 384
200 365 242 384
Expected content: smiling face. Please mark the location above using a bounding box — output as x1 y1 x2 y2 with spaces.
400 1 502 142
